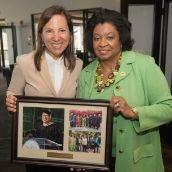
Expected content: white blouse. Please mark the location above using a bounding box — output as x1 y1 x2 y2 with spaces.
45 51 64 94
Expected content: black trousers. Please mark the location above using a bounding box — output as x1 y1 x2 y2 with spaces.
26 165 71 172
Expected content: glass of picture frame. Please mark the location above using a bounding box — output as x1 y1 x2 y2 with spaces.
11 96 113 170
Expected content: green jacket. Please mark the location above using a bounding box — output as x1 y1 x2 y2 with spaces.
77 51 172 172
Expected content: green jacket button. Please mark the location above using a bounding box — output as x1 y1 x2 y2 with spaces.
119 129 124 133
119 149 124 153
116 85 120 90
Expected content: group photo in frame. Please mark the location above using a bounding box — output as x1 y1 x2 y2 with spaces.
11 96 113 170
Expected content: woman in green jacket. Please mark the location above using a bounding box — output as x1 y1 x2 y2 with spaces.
77 8 172 172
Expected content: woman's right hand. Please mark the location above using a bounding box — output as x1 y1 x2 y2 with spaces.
6 94 17 112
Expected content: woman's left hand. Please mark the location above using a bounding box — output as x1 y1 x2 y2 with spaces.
110 96 138 120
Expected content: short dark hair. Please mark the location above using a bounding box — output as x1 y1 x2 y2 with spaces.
40 108 52 116
34 5 75 71
85 8 134 56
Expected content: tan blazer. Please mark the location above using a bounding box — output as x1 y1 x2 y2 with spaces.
7 51 83 98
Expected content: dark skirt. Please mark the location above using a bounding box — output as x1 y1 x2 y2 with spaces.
26 165 71 172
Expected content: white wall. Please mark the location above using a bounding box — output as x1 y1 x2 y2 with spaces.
6 29 14 65
127 3 172 89
128 5 154 56
0 0 120 54
0 0 120 24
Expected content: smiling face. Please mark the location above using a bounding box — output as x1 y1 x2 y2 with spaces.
42 14 70 59
41 112 51 125
93 22 121 62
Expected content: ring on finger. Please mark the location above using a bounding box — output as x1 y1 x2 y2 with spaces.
114 102 120 109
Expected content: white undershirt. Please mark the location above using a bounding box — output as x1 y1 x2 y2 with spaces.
45 51 64 94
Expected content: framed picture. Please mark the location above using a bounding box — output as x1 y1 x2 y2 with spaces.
11 96 113 170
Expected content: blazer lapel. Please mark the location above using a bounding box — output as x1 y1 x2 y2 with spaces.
115 51 135 84
115 63 131 84
40 57 57 96
84 60 99 97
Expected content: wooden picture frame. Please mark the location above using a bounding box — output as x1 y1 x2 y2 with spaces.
11 96 113 170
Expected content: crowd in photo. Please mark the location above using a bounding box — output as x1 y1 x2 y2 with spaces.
68 131 101 153
69 110 102 130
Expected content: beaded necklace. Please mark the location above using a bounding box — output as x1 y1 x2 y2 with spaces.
95 57 121 92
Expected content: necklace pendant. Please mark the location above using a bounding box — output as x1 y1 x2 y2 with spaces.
113 71 118 76
108 73 115 79
109 79 115 84
105 82 110 87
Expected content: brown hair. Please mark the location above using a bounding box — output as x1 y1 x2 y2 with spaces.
34 5 75 71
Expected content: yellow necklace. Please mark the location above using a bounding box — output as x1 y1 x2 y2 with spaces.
95 57 121 92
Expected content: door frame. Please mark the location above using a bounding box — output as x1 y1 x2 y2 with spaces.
0 25 18 68
120 0 162 65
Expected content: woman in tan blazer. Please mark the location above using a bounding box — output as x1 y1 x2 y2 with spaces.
7 51 82 98
6 4 83 109
6 5 83 172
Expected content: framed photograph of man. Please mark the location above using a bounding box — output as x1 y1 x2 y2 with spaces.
11 96 113 170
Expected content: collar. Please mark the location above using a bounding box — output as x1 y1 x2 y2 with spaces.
84 51 136 73
83 51 136 96
44 51 64 65
42 122 54 127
